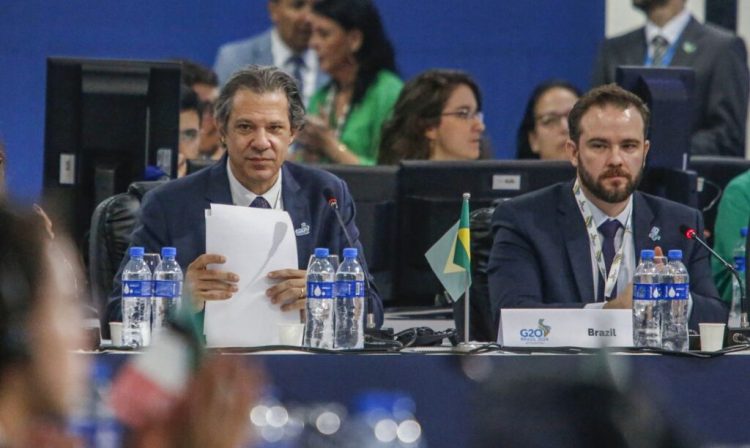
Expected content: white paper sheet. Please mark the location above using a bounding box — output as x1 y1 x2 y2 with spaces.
204 204 300 347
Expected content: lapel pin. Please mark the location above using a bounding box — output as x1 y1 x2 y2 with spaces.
682 41 696 54
649 226 661 242
295 222 310 236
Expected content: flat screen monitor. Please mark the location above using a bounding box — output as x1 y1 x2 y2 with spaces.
43 57 181 247
394 160 576 307
320 164 398 301
616 66 695 170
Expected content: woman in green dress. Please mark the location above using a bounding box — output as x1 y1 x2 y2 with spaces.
294 0 402 165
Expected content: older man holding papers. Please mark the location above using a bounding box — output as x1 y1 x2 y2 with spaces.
108 65 382 337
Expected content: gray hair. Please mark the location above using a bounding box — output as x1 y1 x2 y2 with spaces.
214 65 306 134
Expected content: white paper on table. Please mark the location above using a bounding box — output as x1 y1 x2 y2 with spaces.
204 203 299 347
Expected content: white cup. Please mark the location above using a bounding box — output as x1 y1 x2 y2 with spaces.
109 322 123 347
699 323 726 351
278 323 305 346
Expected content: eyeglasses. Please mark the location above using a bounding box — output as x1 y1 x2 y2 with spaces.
179 129 199 142
535 112 569 128
442 109 484 123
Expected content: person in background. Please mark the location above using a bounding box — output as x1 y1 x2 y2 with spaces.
591 0 748 157
213 0 327 106
179 60 224 161
378 69 485 164
516 80 581 160
177 85 203 178
712 170 750 305
295 0 402 165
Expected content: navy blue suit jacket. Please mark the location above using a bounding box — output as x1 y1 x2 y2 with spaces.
487 181 728 331
108 158 383 326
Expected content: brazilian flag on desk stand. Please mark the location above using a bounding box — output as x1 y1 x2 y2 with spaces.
425 194 472 302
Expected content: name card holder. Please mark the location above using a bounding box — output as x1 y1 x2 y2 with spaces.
498 309 633 348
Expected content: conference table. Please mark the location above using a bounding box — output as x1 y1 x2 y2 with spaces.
89 346 750 447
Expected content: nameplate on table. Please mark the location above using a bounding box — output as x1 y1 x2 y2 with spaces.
498 309 633 348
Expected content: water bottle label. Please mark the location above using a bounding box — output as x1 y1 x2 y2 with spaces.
307 281 333 299
122 280 152 298
634 283 662 300
734 256 746 273
664 283 689 300
154 280 181 299
335 280 365 298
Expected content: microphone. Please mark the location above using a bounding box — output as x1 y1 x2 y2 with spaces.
680 225 750 344
322 188 377 330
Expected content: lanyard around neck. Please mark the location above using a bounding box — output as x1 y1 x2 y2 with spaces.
572 180 632 300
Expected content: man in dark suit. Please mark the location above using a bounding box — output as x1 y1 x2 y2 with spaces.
487 84 727 332
591 0 749 157
108 65 382 327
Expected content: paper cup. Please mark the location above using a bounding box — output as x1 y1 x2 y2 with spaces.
699 323 725 351
278 323 305 346
109 322 124 347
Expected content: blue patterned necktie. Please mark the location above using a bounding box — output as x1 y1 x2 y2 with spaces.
652 35 669 67
598 219 622 300
288 55 305 95
250 196 271 209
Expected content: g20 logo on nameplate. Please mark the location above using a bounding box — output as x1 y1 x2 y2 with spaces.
519 319 552 343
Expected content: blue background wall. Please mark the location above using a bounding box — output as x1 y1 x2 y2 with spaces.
0 0 604 202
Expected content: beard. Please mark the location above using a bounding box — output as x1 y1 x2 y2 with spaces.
578 159 643 204
632 0 670 13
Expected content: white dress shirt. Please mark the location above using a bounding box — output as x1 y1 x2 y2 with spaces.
226 158 284 210
645 7 692 59
270 28 319 106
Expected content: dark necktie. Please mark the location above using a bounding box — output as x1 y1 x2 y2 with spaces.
288 55 305 95
250 196 271 209
651 35 669 66
598 219 622 300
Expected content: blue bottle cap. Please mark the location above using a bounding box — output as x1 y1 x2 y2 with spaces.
668 249 683 260
129 246 144 257
741 227 748 238
161 246 177 258
343 247 358 258
314 247 330 258
640 249 654 260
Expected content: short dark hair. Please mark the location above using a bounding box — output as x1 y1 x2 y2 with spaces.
568 84 650 144
175 59 219 87
179 84 203 123
379 69 482 164
516 80 581 159
0 207 47 369
214 65 306 134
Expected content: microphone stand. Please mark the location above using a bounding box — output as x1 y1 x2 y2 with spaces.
683 227 750 345
325 194 387 340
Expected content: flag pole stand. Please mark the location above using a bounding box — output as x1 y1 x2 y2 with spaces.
455 275 484 352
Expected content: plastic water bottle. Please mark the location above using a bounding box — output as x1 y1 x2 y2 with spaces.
633 249 661 348
304 248 335 348
121 246 152 348
335 248 365 349
662 250 689 352
730 227 748 327
152 247 183 336
69 360 123 447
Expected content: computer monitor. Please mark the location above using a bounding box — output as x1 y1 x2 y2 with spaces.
43 57 181 246
616 66 696 170
393 160 576 307
320 164 398 301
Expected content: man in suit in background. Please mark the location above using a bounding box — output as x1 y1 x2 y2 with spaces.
213 0 327 106
487 84 727 332
591 0 749 157
107 65 382 327
179 59 224 161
